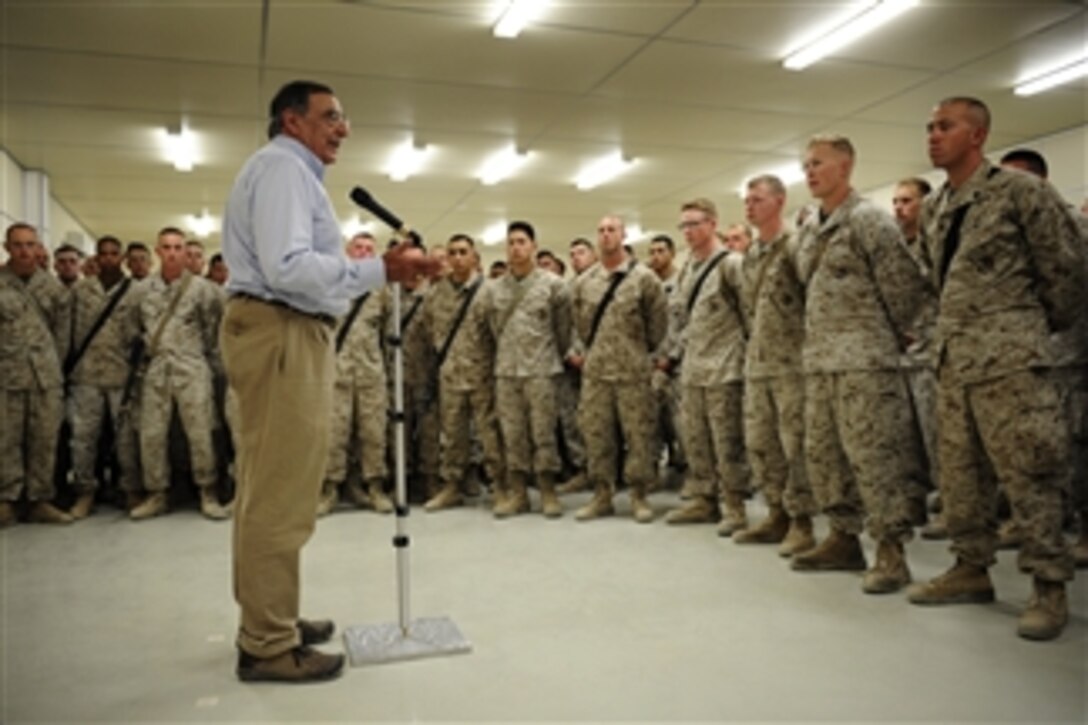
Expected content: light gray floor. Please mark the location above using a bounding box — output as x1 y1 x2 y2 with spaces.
2 491 1085 723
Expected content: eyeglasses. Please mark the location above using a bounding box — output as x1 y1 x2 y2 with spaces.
318 109 350 128
677 218 709 230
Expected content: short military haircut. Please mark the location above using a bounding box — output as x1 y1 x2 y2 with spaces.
938 96 991 132
158 226 185 239
55 243 84 258
448 233 475 248
185 239 205 250
126 241 149 255
490 260 507 272
6 222 37 241
650 234 675 252
569 237 593 251
209 252 224 265
897 177 933 196
1000 148 1048 179
554 257 567 275
267 80 335 139
681 197 718 220
507 220 535 241
96 235 122 253
536 249 557 262
747 174 787 197
807 134 855 159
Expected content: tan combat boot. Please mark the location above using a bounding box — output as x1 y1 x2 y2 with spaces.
70 493 96 520
0 501 17 528
130 492 168 521
124 491 143 513
494 471 530 518
778 514 816 557
367 479 394 514
423 480 464 512
997 518 1023 549
1017 578 1068 641
1073 511 1088 569
316 484 338 517
556 470 588 495
734 504 789 544
716 492 748 537
200 488 231 520
28 501 75 525
908 558 995 605
538 472 563 518
862 539 912 594
575 482 614 521
790 528 866 571
665 495 720 525
629 485 654 524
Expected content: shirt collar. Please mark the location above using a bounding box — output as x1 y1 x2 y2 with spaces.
272 135 325 181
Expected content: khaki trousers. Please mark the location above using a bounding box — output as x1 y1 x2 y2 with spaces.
220 297 334 658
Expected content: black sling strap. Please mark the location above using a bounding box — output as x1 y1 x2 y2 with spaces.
335 292 370 354
938 166 1001 287
64 277 132 377
401 294 424 331
436 278 483 368
686 250 728 314
585 269 627 350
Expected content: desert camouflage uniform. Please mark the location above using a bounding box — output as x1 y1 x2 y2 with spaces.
0 267 70 502
741 231 816 517
919 162 1085 580
326 287 390 489
479 268 570 476
796 190 933 543
556 276 587 474
573 260 668 493
68 274 146 494
652 266 685 474
136 272 222 494
422 274 502 490
668 249 748 502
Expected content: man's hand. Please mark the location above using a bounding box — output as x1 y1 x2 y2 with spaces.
566 354 584 370
383 242 443 284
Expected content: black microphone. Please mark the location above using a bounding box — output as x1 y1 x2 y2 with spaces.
349 186 424 248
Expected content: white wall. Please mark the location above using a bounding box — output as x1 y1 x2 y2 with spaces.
0 146 95 254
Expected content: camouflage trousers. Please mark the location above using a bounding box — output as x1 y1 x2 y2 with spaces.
940 369 1073 581
652 369 685 470
1051 365 1087 512
69 384 141 493
496 375 560 475
805 370 920 542
744 375 815 517
0 386 62 502
326 381 388 486
680 382 746 499
904 365 938 496
579 377 657 490
556 369 586 470
139 370 217 493
391 383 440 482
440 384 503 487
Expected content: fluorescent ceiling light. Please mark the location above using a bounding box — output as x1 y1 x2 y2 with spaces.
163 126 197 172
626 223 645 242
1014 56 1088 96
478 145 533 185
341 215 374 239
482 221 508 246
187 209 216 238
575 151 636 191
386 139 432 182
737 164 806 197
493 0 547 39
783 0 918 71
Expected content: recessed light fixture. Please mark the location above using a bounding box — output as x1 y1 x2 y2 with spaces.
163 125 197 172
737 164 806 197
493 0 547 39
478 145 533 185
1014 54 1088 96
342 215 374 239
386 138 432 182
187 209 216 238
482 221 508 246
783 0 918 71
575 151 636 191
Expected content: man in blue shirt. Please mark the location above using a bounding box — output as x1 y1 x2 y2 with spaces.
221 80 437 683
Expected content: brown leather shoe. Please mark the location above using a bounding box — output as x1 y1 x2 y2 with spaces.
297 618 335 646
237 645 344 683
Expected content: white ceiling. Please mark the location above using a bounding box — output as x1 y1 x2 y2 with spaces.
2 0 1086 260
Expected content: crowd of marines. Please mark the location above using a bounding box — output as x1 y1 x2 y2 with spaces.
2 96 1085 641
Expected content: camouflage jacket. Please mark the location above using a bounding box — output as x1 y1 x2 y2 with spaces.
335 286 389 388
0 267 70 390
573 259 667 384
387 285 435 388
137 271 222 382
796 190 933 374
69 274 147 388
479 267 570 379
919 161 1086 384
667 249 747 386
421 274 494 392
743 231 805 380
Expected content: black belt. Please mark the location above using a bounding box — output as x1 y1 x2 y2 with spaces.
231 292 336 328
